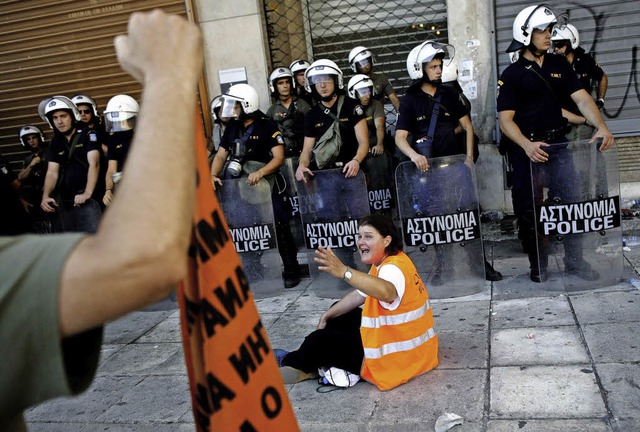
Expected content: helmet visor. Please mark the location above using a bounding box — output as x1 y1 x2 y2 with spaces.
105 112 137 132
356 86 373 98
221 97 240 119
308 74 335 86
355 58 372 71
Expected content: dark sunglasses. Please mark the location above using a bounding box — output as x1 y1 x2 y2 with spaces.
78 109 93 114
553 41 567 48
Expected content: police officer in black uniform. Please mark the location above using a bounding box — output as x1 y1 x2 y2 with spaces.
551 23 608 141
498 4 614 282
40 95 104 233
17 125 49 231
295 59 368 181
211 83 301 288
290 60 314 107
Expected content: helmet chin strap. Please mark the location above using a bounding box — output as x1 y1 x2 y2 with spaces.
528 42 547 58
320 92 337 103
421 75 442 86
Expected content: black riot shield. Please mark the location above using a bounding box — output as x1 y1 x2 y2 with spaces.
279 157 309 275
216 177 282 298
396 156 485 299
296 169 370 298
531 139 622 291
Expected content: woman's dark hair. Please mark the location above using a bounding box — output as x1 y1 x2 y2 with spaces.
359 214 403 255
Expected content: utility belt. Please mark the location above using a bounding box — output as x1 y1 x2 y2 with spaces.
527 125 571 143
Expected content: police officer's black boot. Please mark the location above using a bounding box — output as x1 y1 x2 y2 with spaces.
520 211 547 283
276 222 301 288
482 244 502 281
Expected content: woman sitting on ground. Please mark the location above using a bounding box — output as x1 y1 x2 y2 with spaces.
274 214 438 390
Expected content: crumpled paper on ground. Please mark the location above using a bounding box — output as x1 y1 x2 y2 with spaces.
435 412 464 432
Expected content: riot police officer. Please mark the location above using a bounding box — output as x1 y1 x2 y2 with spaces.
290 60 314 106
17 126 49 228
498 4 614 282
102 94 138 206
295 59 369 181
348 46 400 112
210 84 301 288
266 67 311 157
551 23 608 141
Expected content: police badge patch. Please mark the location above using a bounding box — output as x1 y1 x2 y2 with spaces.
276 135 285 145
355 105 364 116
89 133 98 142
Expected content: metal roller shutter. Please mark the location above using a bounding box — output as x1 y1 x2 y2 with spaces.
494 0 640 180
0 0 191 173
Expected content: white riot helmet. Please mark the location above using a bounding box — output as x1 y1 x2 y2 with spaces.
289 60 310 75
347 74 375 99
551 23 579 50
441 60 458 83
104 94 139 132
71 94 99 117
348 46 374 73
506 4 557 52
221 83 260 119
269 67 295 93
19 125 45 147
210 95 223 121
406 41 452 80
38 95 81 129
304 59 344 93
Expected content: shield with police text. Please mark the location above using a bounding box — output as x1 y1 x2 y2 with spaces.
396 156 485 299
296 169 370 298
363 151 396 218
531 139 622 291
217 177 282 298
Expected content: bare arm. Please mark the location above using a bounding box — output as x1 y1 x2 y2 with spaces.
75 150 99 205
210 146 229 189
395 129 429 171
562 108 588 125
498 110 549 163
343 118 369 178
18 156 40 181
459 115 474 161
247 145 284 185
388 92 400 112
295 136 315 182
58 10 203 337
317 290 365 329
314 246 397 302
571 88 615 150
41 161 60 212
370 115 385 155
103 159 119 206
598 72 608 100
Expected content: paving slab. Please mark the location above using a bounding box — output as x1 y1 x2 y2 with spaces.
372 369 486 424
596 363 640 420
369 420 484 432
26 375 144 422
254 290 303 314
285 292 341 312
25 423 87 432
98 343 183 375
95 376 191 423
431 300 490 332
491 327 588 366
99 344 126 365
136 317 182 343
266 310 321 345
487 419 612 431
437 330 488 369
298 422 367 432
491 296 575 328
103 311 174 344
492 273 565 301
582 322 640 363
81 424 195 432
491 365 606 419
570 289 640 324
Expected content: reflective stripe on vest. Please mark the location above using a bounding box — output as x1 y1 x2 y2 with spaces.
364 326 436 360
361 299 431 328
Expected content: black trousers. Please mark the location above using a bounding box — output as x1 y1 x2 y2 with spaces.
283 306 364 375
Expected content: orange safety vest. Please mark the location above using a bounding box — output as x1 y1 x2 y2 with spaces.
360 252 438 391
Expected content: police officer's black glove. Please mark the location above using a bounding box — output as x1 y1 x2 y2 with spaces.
596 98 605 109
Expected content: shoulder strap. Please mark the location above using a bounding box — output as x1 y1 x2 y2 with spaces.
524 64 560 102
319 95 345 125
425 94 442 145
66 132 88 168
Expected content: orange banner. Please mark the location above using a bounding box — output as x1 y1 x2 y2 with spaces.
177 111 300 431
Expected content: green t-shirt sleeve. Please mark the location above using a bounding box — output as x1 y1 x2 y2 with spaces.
0 234 103 423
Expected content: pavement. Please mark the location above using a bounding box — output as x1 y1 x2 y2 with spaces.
25 220 640 432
